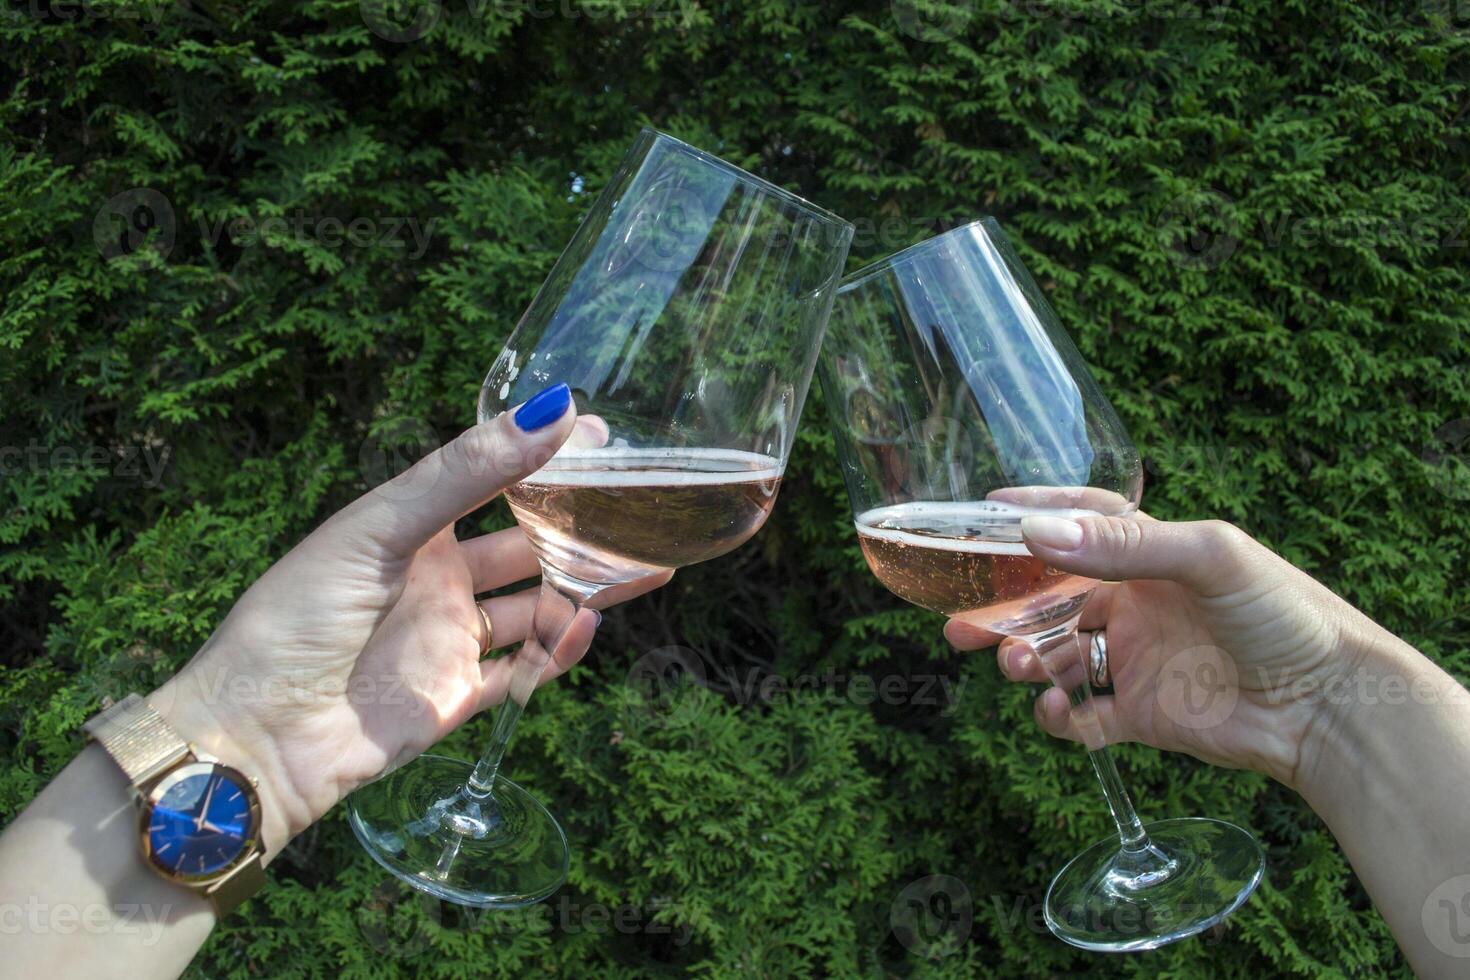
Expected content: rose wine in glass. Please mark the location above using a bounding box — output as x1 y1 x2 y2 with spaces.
346 128 852 908
820 219 1263 951
855 502 1098 630
504 448 783 584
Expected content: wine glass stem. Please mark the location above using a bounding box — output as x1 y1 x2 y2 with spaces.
465 578 587 798
1031 622 1148 852
1085 731 1148 850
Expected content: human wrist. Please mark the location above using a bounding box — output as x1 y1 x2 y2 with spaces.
1292 621 1462 807
148 665 310 864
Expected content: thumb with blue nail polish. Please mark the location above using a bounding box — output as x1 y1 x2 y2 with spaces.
345 381 577 554
514 382 572 432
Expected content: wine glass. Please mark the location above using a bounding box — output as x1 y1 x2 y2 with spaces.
818 218 1263 951
348 128 853 908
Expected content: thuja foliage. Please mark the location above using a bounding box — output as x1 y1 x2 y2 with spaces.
3 0 1468 975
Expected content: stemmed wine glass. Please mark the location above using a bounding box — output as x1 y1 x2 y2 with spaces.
818 219 1263 951
348 128 853 907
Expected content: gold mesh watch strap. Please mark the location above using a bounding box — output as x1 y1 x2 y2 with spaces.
83 694 191 790
84 693 267 917
206 854 267 917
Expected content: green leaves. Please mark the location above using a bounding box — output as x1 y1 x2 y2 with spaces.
2 0 1465 975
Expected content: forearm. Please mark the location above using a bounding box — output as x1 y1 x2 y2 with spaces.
0 744 215 977
1297 629 1470 977
0 676 299 977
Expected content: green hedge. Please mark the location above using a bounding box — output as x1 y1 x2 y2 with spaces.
3 0 1468 975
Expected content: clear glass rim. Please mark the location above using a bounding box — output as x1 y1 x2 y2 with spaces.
638 127 853 232
838 217 1000 292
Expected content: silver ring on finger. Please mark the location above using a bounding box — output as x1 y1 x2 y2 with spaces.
1088 631 1110 688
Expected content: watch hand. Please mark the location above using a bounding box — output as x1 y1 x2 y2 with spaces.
195 775 218 832
199 818 226 834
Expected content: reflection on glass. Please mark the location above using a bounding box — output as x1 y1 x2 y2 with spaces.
821 218 1263 951
348 128 853 909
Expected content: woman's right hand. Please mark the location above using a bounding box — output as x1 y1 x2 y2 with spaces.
944 513 1419 792
946 512 1470 976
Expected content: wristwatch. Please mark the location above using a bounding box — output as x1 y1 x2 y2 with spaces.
84 694 267 916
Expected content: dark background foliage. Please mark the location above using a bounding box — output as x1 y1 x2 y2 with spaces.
3 0 1468 975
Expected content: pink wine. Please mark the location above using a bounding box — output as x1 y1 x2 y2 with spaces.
855 501 1098 635
505 447 783 586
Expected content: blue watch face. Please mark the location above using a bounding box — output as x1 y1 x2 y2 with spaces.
147 769 255 877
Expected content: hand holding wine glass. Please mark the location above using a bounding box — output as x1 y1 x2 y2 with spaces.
947 508 1470 977
820 218 1264 951
348 128 853 908
146 398 667 865
946 509 1370 786
948 505 1451 788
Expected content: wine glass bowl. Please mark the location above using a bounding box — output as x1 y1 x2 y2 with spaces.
348 128 853 908
475 130 851 599
819 218 1263 951
828 221 1144 644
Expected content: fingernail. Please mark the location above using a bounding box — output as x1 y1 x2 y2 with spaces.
593 610 603 628
1021 515 1084 551
1015 652 1035 675
513 383 571 432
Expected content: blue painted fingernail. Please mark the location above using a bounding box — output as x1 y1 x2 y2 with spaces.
513 383 571 432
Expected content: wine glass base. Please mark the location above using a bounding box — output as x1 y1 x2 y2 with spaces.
1044 817 1264 952
347 753 569 909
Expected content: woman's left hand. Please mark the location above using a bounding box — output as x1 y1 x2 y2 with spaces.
151 396 669 858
